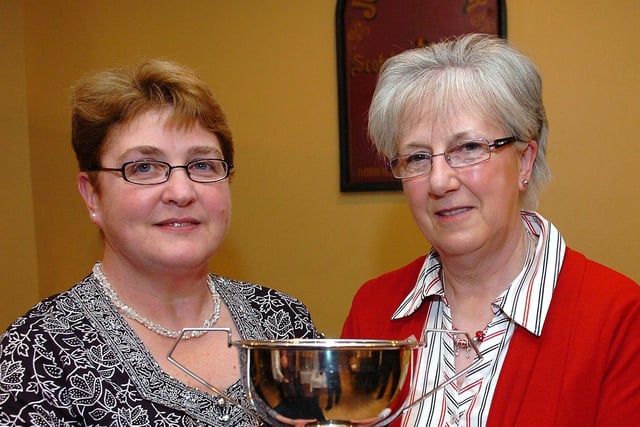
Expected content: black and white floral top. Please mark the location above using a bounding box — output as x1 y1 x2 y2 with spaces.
0 271 319 426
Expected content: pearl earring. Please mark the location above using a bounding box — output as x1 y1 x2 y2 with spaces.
91 212 97 218
522 179 529 186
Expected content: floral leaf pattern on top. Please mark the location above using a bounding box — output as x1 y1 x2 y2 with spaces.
0 271 319 426
0 360 24 404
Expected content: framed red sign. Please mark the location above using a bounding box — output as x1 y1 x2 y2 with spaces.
336 0 507 191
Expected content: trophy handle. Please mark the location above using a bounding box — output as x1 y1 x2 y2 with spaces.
400 329 484 415
166 327 262 422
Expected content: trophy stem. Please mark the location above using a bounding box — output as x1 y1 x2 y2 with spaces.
167 327 263 423
400 329 484 414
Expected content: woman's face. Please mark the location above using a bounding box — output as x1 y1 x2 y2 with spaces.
398 108 535 259
78 108 231 274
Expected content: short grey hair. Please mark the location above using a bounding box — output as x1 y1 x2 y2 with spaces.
368 33 550 208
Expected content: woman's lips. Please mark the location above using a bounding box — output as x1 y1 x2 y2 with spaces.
165 222 194 227
156 218 200 227
436 207 471 217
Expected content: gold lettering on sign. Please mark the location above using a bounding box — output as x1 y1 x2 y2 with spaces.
347 21 371 43
465 0 488 14
465 0 495 33
415 37 429 48
351 0 378 20
350 53 386 78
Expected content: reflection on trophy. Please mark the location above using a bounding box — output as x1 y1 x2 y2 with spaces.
269 348 326 422
168 328 482 426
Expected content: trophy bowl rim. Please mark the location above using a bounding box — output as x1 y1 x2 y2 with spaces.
233 338 421 350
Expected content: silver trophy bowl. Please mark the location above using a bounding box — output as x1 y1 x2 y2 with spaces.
237 338 418 426
168 328 482 426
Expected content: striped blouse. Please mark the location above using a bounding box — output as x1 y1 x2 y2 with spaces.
392 211 566 426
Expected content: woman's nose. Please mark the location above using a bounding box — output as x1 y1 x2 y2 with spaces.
427 155 460 196
161 168 197 206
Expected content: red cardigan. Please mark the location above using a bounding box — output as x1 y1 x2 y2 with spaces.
341 248 640 426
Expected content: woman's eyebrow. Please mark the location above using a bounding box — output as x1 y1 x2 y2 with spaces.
187 146 223 157
117 145 162 161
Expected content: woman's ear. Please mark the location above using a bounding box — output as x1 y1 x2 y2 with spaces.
78 172 101 225
519 140 538 190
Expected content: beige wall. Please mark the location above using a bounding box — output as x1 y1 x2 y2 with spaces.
0 0 39 331
2 1 639 335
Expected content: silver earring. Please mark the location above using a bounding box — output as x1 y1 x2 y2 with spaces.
522 179 529 186
91 212 97 218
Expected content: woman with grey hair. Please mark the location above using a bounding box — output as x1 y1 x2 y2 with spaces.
342 34 640 426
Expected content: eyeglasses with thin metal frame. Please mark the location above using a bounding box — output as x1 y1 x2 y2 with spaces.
88 158 233 185
388 136 518 179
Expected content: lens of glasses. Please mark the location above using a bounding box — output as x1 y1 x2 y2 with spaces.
123 161 169 184
389 152 431 178
186 159 229 182
446 141 491 167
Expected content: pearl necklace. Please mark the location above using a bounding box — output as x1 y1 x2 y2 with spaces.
93 262 221 339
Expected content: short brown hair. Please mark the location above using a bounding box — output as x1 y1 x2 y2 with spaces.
71 59 234 183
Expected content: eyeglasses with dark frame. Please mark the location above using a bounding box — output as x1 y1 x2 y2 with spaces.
388 136 519 179
88 158 233 185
